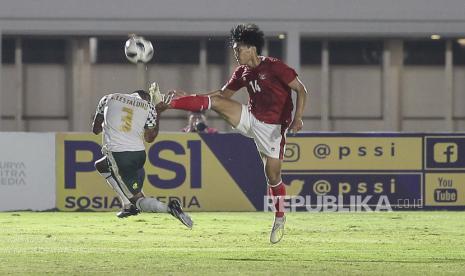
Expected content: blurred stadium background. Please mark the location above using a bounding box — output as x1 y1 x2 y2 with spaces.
2 1 465 274
1 0 465 132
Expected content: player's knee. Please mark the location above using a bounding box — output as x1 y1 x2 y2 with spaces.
210 95 222 108
94 158 108 173
210 94 233 109
267 179 281 186
265 171 282 186
94 162 104 173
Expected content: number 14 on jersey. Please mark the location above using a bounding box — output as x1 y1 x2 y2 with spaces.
249 80 261 93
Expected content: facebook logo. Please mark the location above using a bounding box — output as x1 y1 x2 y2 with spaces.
426 137 465 169
433 143 458 163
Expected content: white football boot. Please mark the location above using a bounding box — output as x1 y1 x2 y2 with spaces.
270 216 286 244
149 82 163 105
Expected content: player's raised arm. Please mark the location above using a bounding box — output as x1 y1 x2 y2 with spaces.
218 88 236 98
144 103 160 143
144 127 158 143
92 113 104 134
92 95 109 134
288 77 308 133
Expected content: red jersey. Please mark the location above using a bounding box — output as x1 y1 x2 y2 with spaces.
224 57 297 126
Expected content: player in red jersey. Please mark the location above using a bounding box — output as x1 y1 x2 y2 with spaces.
154 23 308 243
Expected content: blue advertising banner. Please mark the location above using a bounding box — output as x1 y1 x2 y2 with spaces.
56 133 266 211
281 173 423 210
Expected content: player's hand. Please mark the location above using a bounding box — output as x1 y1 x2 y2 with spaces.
288 118 303 134
154 92 175 113
163 92 174 104
155 102 170 113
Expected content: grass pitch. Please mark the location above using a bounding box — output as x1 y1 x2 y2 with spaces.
1 212 465 275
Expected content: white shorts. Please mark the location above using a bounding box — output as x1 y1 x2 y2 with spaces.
234 105 287 159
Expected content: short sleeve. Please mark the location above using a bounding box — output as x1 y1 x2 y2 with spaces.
222 66 245 91
273 60 298 85
95 95 109 115
145 103 157 129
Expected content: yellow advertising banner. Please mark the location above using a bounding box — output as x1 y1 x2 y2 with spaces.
55 132 465 211
283 137 422 171
56 133 256 211
425 173 465 206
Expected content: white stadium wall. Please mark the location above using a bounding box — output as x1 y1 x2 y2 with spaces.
1 0 465 133
2 47 465 132
0 132 55 211
0 0 465 36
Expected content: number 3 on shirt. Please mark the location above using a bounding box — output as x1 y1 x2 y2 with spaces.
249 80 261 93
120 107 134 132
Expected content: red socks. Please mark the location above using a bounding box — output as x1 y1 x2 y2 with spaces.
170 95 210 112
269 182 286 217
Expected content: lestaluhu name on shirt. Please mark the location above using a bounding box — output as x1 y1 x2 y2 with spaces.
112 95 148 110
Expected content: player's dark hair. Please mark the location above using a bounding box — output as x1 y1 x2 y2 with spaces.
230 23 265 55
134 89 150 102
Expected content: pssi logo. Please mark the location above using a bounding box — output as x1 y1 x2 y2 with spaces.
64 140 202 190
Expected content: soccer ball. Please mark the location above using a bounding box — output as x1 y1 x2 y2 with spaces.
124 36 154 64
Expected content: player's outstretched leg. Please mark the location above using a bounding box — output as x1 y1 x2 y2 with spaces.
136 197 169 213
149 82 211 112
135 197 193 228
168 199 194 229
148 83 210 113
169 95 211 112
